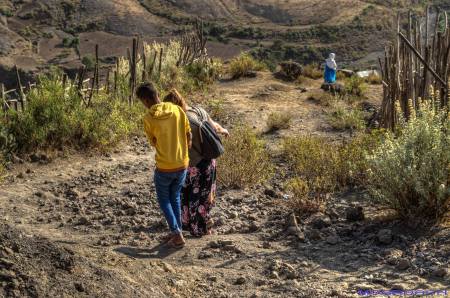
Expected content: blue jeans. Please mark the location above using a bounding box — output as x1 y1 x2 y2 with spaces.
154 169 187 234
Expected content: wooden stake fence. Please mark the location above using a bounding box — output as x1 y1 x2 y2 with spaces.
1 20 208 113
380 7 450 129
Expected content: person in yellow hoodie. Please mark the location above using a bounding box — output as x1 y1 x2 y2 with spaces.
136 83 192 248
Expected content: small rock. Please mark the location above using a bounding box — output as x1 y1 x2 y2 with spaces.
0 270 16 281
77 216 90 226
30 153 41 163
286 213 299 228
198 251 213 259
207 275 218 282
228 211 239 219
160 262 175 273
377 229 393 245
0 258 14 269
269 271 279 279
34 191 46 198
310 214 331 229
248 222 260 232
306 228 322 241
396 258 410 270
387 257 398 266
264 188 278 198
390 283 406 290
219 240 233 246
262 242 271 249
1 247 14 256
326 209 339 220
235 277 246 285
326 235 340 245
74 282 85 292
431 267 448 278
345 206 365 222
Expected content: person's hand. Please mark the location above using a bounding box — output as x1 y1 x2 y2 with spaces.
220 128 230 137
208 193 215 205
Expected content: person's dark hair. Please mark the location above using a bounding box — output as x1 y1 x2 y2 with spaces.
136 82 158 103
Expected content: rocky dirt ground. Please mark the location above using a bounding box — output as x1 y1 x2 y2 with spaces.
0 74 449 297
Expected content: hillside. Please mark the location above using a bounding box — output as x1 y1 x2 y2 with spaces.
0 0 446 87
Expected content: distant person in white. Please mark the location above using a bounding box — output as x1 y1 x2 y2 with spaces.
324 53 337 84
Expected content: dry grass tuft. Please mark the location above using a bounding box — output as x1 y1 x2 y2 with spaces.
229 53 266 79
266 112 293 132
302 63 323 80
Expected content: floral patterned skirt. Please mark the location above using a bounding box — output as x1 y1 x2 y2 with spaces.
181 159 217 237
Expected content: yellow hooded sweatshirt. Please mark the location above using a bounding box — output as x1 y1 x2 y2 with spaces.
143 102 191 171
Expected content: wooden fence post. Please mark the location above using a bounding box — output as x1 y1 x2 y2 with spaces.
113 70 118 98
105 69 110 94
158 47 164 76
129 38 138 105
95 44 99 94
142 49 147 82
15 66 25 111
1 83 7 112
77 66 86 103
149 50 157 77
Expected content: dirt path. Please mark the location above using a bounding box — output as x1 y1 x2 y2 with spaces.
1 74 448 297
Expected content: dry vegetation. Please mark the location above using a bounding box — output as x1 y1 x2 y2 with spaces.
302 64 323 80
228 53 266 79
327 103 366 131
218 125 273 189
266 112 293 132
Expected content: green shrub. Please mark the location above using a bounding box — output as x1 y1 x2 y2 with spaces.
0 121 15 158
229 53 265 79
62 37 79 48
335 131 384 187
345 76 367 96
283 136 339 196
4 72 142 153
0 7 13 17
367 102 450 220
283 133 381 196
82 55 96 70
266 112 293 132
42 32 53 39
185 58 223 89
302 63 323 80
327 104 365 131
218 125 273 188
